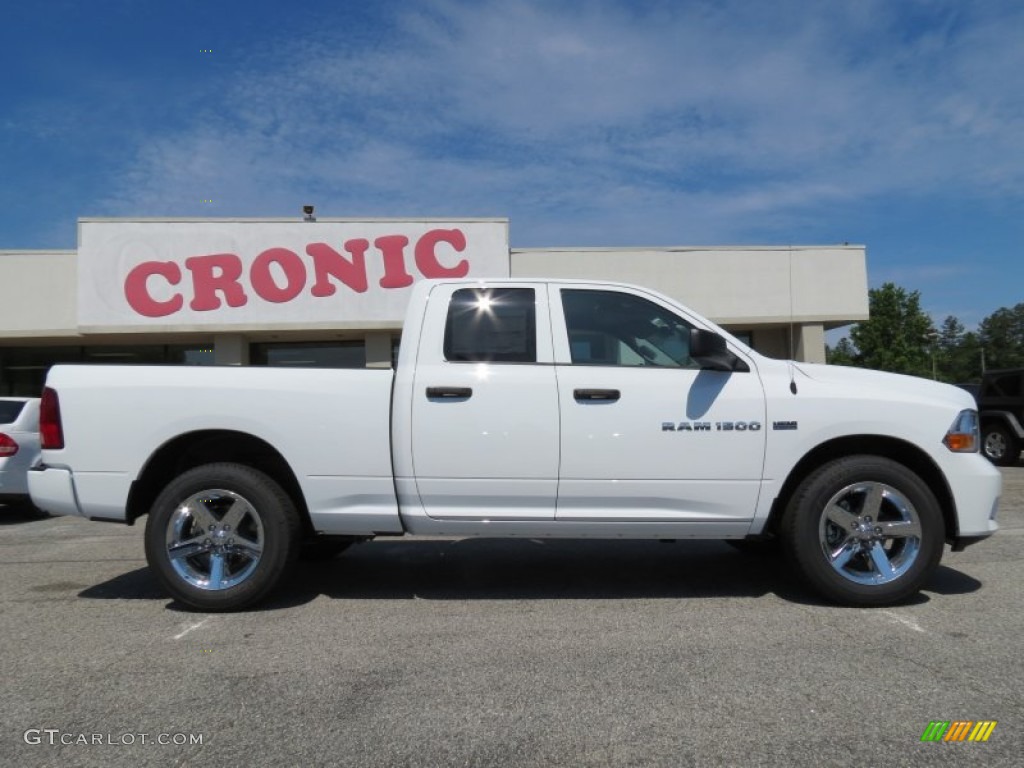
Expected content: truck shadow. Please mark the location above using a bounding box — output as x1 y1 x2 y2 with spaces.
78 568 166 601
0 502 50 524
77 539 984 610
280 538 983 609
297 539 782 603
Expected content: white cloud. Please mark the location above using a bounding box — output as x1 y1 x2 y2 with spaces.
99 0 1024 246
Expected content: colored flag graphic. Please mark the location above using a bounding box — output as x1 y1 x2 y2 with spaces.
920 721 997 742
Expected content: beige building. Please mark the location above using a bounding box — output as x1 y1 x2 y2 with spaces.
0 218 867 396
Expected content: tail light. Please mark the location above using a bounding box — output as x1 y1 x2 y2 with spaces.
40 387 64 450
0 433 17 457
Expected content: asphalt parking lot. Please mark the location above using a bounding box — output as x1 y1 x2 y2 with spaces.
1 467 1022 768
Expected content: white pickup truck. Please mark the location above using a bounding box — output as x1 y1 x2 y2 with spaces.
30 279 1001 611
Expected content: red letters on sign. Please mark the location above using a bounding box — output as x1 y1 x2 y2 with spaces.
250 248 306 303
124 261 185 318
307 240 370 296
185 254 249 311
121 228 475 318
375 235 415 289
415 228 469 278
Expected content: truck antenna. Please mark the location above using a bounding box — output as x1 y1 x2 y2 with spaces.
788 246 798 394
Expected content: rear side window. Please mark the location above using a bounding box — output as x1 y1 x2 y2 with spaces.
444 288 537 363
0 401 26 424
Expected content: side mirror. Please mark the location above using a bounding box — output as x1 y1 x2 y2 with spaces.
690 329 744 372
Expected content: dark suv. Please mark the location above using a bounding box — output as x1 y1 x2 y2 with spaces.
978 368 1024 466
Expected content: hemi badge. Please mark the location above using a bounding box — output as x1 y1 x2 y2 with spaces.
773 421 798 431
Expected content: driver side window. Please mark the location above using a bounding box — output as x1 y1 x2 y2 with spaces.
561 289 698 368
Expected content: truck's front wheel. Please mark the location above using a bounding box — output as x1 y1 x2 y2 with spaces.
781 456 944 606
144 463 301 611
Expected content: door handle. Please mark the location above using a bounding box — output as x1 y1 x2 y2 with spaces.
426 386 473 399
573 388 620 402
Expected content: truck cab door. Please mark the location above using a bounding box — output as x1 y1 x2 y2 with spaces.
406 284 559 520
551 286 766 530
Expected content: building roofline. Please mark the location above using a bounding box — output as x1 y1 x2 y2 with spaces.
0 250 77 256
512 244 864 253
78 217 510 224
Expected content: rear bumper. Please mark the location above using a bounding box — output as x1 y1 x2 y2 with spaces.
27 466 84 517
0 467 30 496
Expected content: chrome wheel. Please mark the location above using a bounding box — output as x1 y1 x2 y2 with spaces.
818 481 922 586
165 488 265 591
146 463 301 611
983 430 1007 461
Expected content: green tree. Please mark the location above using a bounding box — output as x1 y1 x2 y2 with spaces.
978 303 1024 369
934 315 981 383
847 283 935 377
937 315 964 354
826 337 858 366
956 331 985 381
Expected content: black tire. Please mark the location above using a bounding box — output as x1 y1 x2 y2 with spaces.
982 423 1019 466
144 463 301 611
780 455 944 606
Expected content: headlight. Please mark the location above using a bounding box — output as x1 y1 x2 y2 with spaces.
943 409 979 453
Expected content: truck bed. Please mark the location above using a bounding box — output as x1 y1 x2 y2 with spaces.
38 365 401 534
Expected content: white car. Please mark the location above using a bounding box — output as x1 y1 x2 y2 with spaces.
0 397 42 508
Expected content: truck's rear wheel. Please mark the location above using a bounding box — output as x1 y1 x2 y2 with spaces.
144 463 301 611
781 456 944 606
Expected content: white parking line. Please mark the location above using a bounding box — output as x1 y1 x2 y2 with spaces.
880 610 925 633
172 617 212 640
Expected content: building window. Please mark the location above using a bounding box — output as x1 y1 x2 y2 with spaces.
0 344 214 396
249 341 367 368
82 345 215 365
180 347 216 365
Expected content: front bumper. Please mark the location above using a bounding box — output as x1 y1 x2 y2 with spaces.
942 453 1001 541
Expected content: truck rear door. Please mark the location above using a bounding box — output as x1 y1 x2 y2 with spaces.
408 284 559 520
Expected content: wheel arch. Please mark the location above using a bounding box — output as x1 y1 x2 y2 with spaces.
126 430 311 532
765 436 957 542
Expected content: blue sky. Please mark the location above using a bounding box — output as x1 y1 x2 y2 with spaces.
2 0 1022 333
